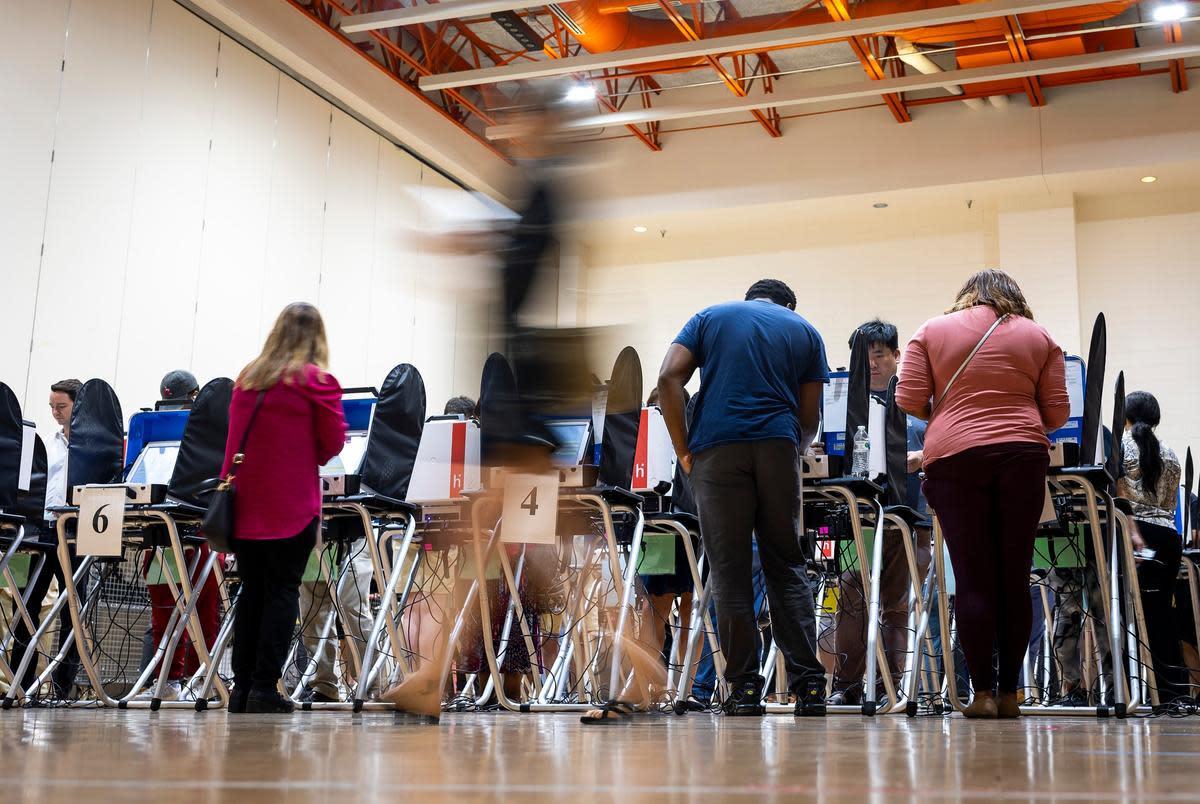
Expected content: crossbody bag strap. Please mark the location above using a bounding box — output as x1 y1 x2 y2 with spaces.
227 390 267 478
931 313 1009 415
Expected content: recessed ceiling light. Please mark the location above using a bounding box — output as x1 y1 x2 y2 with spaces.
1140 175 1158 184
565 84 597 103
873 202 889 209
1152 2 1187 22
633 225 648 233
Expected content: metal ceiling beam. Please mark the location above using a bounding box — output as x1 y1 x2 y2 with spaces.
484 42 1200 137
1164 22 1189 93
822 0 911 123
654 0 782 137
1001 15 1046 106
341 0 551 33
420 0 1125 91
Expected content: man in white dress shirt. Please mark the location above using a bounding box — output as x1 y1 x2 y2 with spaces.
10 379 84 699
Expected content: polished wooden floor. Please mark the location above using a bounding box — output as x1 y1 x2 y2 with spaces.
2 709 1198 802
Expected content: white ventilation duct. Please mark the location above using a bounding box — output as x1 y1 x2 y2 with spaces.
894 37 986 110
988 93 1012 107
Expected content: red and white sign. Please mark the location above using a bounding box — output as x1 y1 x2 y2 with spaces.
407 418 481 503
632 407 676 493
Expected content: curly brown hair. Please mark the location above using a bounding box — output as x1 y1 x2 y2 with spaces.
948 269 1034 320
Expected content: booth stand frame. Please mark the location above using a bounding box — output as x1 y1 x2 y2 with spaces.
47 500 229 710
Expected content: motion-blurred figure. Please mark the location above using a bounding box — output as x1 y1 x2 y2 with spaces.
385 89 598 715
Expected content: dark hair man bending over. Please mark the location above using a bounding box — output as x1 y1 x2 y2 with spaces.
657 278 829 717
444 396 477 417
826 319 934 706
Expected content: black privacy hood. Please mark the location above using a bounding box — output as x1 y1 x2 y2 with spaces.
169 378 234 507
360 364 426 500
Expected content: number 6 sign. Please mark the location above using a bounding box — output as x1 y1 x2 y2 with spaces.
76 486 127 556
500 472 559 545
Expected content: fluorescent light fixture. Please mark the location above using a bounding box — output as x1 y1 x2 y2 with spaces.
1140 175 1159 183
873 202 890 209
565 84 597 103
1152 2 1187 21
633 225 648 233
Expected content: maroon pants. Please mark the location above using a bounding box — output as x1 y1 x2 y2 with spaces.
923 442 1049 695
142 544 221 682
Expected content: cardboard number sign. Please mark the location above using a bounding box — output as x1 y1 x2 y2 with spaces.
500 473 559 545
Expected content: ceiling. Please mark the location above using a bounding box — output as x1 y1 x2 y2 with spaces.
284 0 1199 157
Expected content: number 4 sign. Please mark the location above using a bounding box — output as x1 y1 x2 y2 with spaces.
76 486 127 557
500 472 559 545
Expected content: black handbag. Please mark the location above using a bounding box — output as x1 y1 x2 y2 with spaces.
202 391 266 552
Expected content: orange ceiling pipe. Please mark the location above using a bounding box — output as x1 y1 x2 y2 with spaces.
559 0 1137 62
950 25 1138 94
899 2 1135 42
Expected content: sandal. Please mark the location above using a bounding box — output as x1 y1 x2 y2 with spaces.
580 701 638 725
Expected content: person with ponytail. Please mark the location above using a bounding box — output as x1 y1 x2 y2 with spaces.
1119 391 1186 703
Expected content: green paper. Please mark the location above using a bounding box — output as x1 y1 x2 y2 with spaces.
637 533 676 576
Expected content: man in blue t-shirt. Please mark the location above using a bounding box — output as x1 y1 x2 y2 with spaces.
658 278 829 717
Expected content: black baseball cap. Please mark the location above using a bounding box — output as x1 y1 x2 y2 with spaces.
160 370 199 401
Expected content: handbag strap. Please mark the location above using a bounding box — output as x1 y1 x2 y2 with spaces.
226 390 267 479
931 313 1009 415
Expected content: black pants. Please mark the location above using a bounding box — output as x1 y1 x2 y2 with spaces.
232 520 317 693
1135 520 1186 702
923 441 1049 695
690 439 824 692
10 541 85 696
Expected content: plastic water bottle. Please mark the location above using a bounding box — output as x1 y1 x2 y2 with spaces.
851 425 870 477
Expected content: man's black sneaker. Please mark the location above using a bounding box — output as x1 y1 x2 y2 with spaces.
794 679 827 717
300 687 340 704
1058 687 1089 707
246 689 296 714
722 678 765 716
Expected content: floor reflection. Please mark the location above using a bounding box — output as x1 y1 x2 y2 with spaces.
0 710 1193 801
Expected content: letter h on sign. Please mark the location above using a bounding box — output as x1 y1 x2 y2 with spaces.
450 422 466 498
632 409 649 484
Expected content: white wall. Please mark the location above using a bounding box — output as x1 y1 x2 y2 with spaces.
2 0 494 431
582 228 990 387
580 192 1200 456
1077 206 1200 455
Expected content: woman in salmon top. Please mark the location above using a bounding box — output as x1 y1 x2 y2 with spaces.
897 269 1069 719
222 302 348 713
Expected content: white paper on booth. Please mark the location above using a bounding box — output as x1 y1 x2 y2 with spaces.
822 376 849 436
867 398 887 478
1065 357 1085 420
18 422 35 492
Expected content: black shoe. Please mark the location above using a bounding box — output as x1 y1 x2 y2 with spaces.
298 687 340 704
794 679 827 717
722 678 765 716
229 687 250 714
246 689 296 714
1058 687 1089 708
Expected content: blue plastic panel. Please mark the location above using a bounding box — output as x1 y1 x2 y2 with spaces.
125 410 189 475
